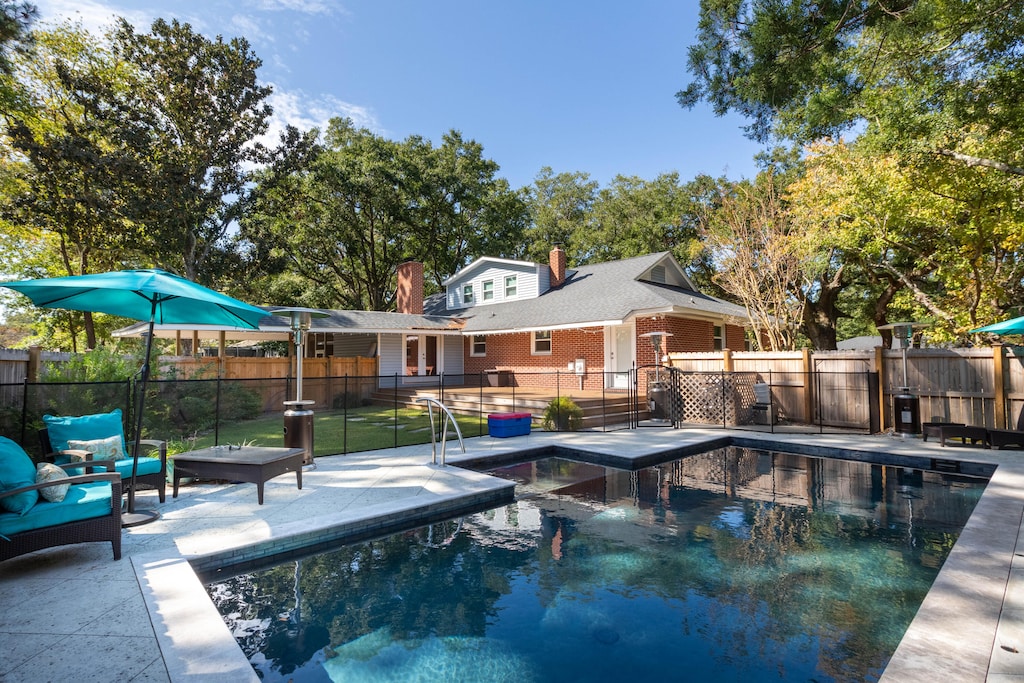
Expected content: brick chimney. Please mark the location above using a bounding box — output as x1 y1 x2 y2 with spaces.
549 245 566 288
396 261 424 314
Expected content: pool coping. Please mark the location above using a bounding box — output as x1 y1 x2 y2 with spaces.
129 430 1024 682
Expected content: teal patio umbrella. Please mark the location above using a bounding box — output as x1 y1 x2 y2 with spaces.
2 269 270 525
971 315 1024 336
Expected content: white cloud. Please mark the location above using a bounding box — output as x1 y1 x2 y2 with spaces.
229 14 274 44
251 0 341 15
264 86 382 144
34 0 153 34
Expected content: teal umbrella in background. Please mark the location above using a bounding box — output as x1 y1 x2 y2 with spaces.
971 315 1024 336
3 269 270 525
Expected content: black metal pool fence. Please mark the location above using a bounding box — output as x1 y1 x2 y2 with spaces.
0 368 879 459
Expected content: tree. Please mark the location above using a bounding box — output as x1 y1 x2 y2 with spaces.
1 22 148 349
402 130 529 287
521 167 598 264
787 140 1024 343
581 172 724 287
243 119 526 311
111 18 272 284
0 1 36 111
698 174 804 350
679 0 1024 178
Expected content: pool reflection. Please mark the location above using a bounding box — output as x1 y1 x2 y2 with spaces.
208 447 986 683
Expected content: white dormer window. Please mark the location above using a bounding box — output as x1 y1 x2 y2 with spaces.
505 275 518 298
463 284 474 304
532 330 551 355
482 280 494 301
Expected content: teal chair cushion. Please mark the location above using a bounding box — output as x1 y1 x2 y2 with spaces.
43 410 128 457
0 436 38 515
113 457 161 480
65 457 160 480
0 481 112 537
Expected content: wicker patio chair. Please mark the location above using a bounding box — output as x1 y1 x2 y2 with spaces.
0 460 122 563
39 425 167 504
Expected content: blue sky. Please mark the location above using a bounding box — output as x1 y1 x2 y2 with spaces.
33 0 764 190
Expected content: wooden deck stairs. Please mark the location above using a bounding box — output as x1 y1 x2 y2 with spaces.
369 386 643 430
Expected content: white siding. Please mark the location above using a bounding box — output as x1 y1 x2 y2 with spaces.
445 262 544 310
443 336 464 378
377 334 404 388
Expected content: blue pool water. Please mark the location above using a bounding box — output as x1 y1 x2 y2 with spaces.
207 447 987 682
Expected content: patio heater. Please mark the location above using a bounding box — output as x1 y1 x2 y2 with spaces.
639 331 673 422
878 322 929 436
273 308 328 467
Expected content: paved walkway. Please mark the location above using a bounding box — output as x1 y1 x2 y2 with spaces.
1 428 1023 682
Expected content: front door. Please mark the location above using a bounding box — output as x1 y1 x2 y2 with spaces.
607 324 634 389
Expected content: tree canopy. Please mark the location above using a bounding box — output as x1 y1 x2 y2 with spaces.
2 5 1022 351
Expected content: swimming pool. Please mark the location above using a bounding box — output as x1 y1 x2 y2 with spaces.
207 446 987 682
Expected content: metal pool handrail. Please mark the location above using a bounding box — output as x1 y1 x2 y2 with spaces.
415 397 466 466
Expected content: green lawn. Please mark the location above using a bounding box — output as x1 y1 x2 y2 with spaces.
166 406 490 457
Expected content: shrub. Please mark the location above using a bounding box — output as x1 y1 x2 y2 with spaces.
541 396 584 431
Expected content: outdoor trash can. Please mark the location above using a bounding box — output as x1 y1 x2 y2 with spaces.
488 412 531 438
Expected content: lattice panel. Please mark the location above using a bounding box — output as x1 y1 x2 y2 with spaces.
673 372 760 426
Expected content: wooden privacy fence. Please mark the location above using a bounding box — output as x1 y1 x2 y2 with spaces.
667 346 1024 431
0 350 378 415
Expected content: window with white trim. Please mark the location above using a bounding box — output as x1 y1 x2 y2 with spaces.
532 330 552 355
505 275 518 298
713 325 724 351
482 280 494 301
471 335 486 356
463 284 474 304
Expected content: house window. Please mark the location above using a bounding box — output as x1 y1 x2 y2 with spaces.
482 280 494 301
471 335 486 356
713 325 724 351
505 275 518 298
463 284 474 304
532 330 552 355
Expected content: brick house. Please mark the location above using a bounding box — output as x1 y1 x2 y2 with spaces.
115 248 750 390
393 247 750 390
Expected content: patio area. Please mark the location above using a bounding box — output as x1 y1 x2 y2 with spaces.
1 428 1024 682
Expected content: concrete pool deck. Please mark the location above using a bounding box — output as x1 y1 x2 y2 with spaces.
1 428 1023 682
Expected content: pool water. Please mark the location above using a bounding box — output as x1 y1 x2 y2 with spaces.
207 447 987 682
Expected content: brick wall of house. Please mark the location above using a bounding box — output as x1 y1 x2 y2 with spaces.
464 327 608 390
634 316 717 365
726 324 747 351
462 317 749 390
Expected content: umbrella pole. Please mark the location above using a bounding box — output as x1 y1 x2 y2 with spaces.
123 310 160 527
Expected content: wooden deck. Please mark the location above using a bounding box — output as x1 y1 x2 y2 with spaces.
370 386 639 429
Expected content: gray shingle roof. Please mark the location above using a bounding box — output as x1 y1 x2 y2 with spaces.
261 309 461 333
425 251 749 333
113 252 748 340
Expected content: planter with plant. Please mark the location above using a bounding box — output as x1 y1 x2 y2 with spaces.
541 396 584 431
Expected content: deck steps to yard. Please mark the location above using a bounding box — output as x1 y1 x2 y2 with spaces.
369 388 644 429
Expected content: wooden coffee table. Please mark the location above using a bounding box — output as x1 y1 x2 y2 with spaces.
172 445 305 504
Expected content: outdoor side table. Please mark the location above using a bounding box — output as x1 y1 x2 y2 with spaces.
172 446 305 504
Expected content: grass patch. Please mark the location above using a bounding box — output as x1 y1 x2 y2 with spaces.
167 405 489 457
